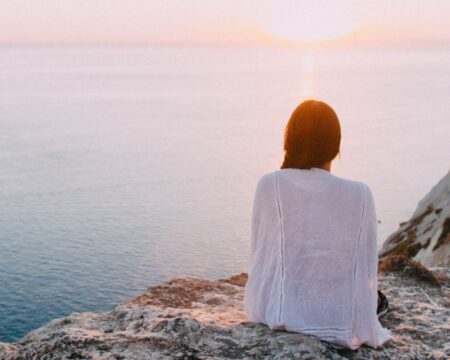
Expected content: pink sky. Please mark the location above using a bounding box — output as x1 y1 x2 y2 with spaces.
1 0 449 46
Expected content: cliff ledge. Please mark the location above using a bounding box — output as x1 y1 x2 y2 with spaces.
1 256 449 360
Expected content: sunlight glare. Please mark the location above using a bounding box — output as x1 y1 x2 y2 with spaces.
298 51 315 99
261 0 359 44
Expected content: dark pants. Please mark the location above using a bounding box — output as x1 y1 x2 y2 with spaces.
377 290 389 316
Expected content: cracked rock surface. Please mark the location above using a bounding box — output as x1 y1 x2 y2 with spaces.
1 262 449 360
380 168 450 267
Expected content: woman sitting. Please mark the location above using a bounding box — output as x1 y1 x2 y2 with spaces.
244 100 390 350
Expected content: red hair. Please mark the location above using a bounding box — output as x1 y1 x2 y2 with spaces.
281 100 341 169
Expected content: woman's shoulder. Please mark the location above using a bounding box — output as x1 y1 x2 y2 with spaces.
254 171 278 193
255 169 373 197
334 175 370 191
331 175 375 205
258 170 278 182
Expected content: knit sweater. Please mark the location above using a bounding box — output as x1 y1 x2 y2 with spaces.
244 167 391 349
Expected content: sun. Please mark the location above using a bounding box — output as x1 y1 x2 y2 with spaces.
260 1 359 44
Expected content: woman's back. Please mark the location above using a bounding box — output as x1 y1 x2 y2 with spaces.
244 167 390 349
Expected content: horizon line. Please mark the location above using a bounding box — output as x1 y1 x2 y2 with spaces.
0 38 449 50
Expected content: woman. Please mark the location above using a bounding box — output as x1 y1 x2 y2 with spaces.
244 100 391 350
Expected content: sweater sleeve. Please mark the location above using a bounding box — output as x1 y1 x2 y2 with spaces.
245 173 280 322
351 184 391 349
248 173 277 267
248 175 264 265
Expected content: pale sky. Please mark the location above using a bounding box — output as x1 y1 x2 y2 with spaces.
1 0 449 46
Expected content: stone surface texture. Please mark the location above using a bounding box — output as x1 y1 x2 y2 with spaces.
1 259 449 360
380 169 450 267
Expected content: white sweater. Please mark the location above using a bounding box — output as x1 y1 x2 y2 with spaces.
244 167 391 349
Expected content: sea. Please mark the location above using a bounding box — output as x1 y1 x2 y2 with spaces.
0 45 449 342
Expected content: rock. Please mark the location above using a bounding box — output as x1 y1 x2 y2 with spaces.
380 168 450 267
1 262 449 360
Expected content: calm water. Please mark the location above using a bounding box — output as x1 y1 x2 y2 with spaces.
0 45 449 342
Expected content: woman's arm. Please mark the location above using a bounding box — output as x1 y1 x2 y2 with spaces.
352 183 390 349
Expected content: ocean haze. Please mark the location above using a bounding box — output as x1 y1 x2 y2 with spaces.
0 45 449 342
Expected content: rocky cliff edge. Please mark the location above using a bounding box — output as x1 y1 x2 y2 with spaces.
1 256 449 360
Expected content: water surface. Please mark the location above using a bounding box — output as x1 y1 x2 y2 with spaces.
0 45 449 341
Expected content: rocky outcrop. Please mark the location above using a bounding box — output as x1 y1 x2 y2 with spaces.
380 169 450 267
1 259 449 360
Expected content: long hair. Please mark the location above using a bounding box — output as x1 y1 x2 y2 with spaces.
280 100 341 169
